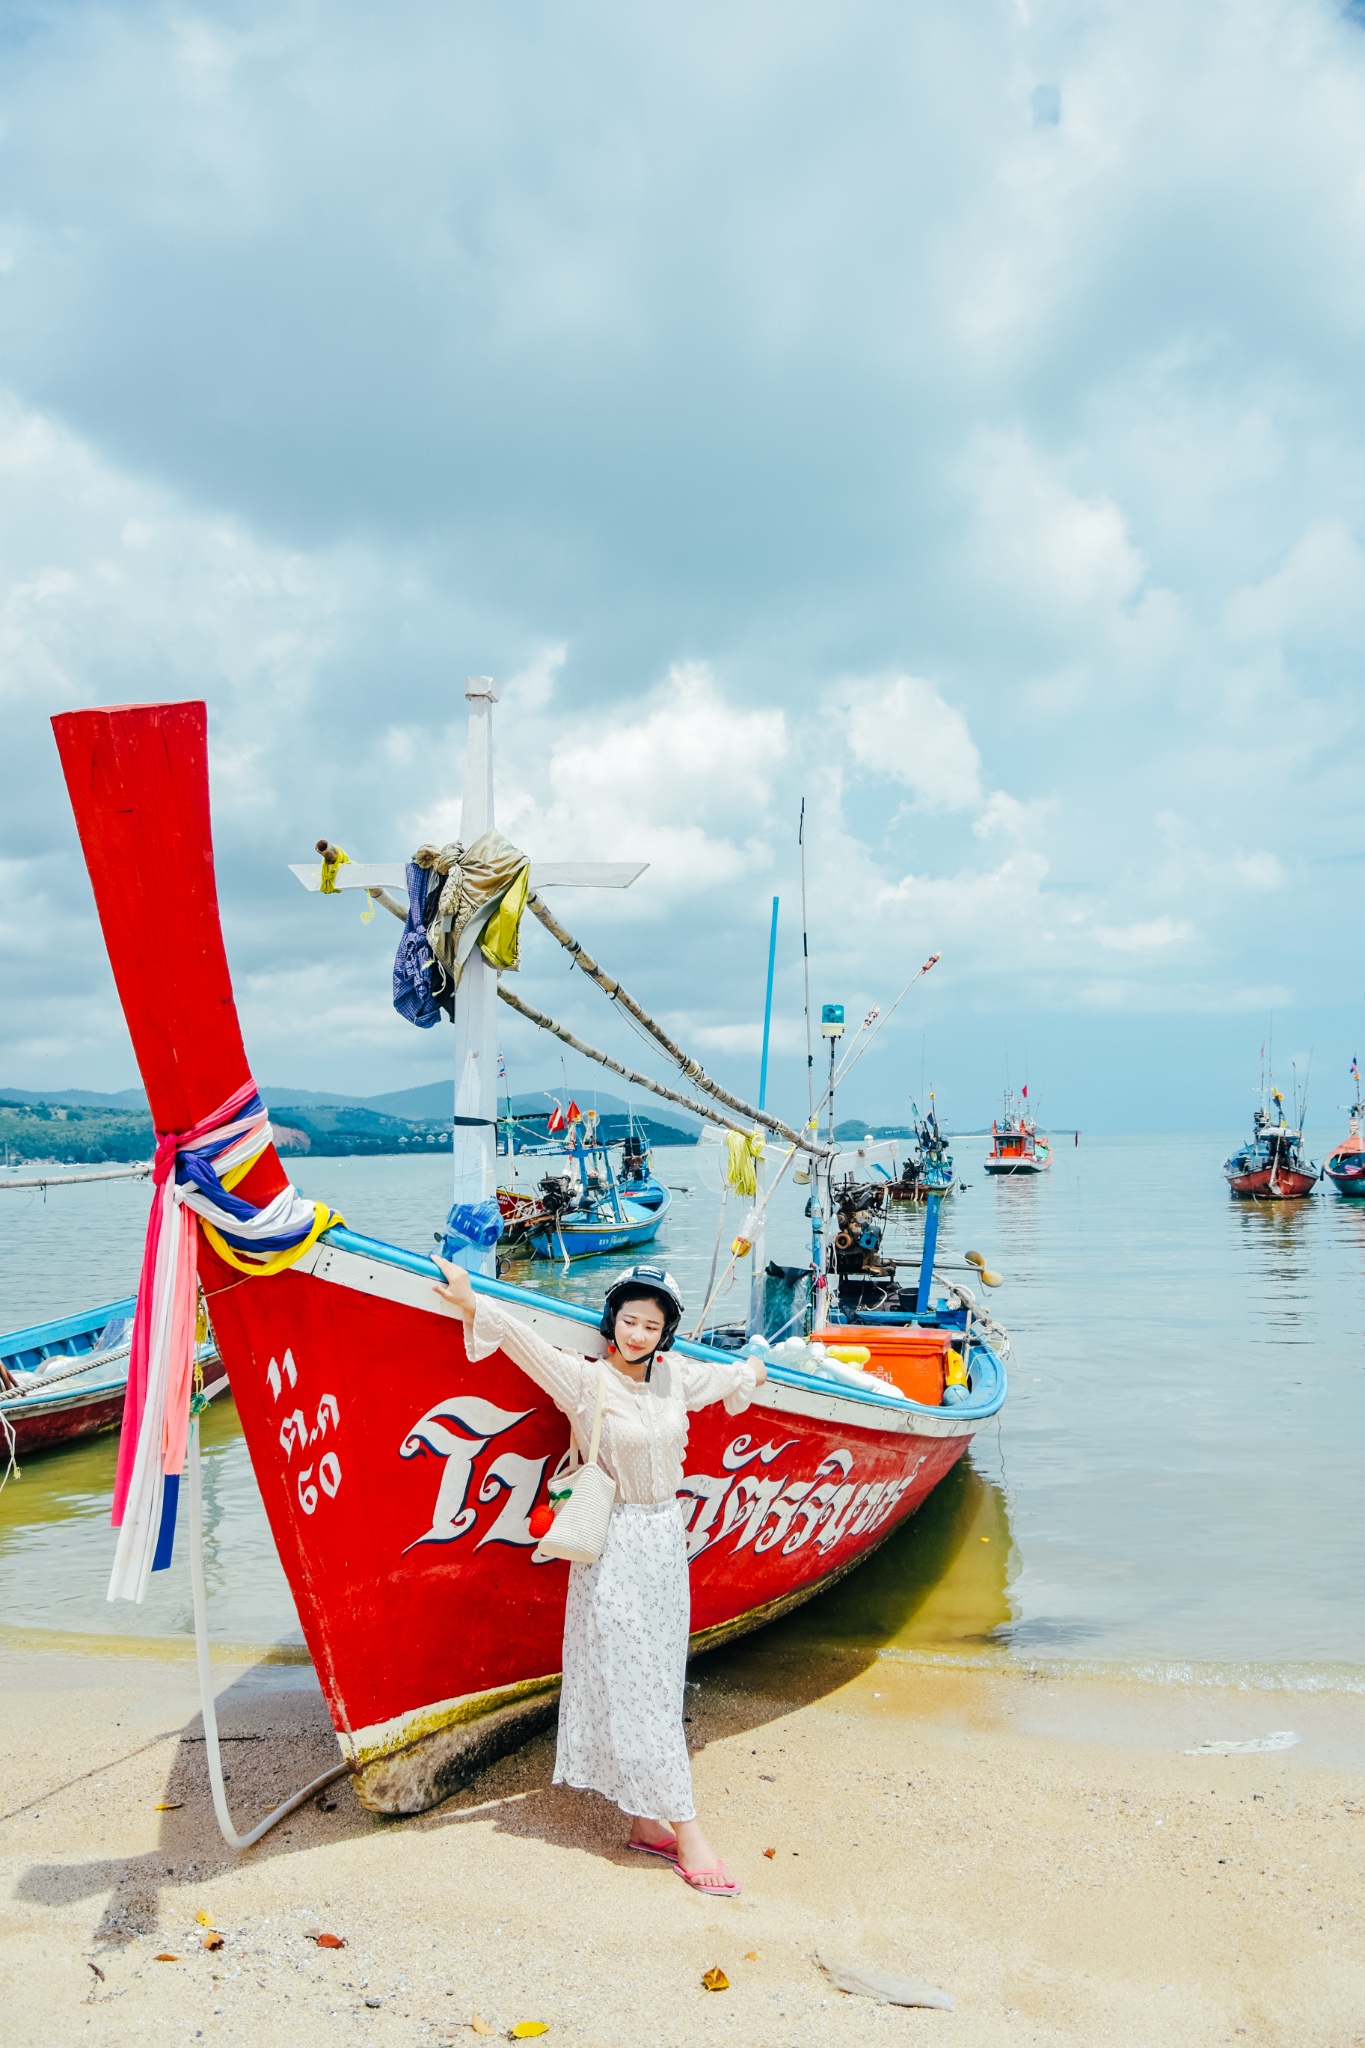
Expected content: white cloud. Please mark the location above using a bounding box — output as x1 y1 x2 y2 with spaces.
969 432 1147 618
1225 520 1365 649
837 674 983 813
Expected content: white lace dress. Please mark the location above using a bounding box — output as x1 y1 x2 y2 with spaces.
465 1298 760 1821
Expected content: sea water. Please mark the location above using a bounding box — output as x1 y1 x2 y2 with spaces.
2 1134 1362 1688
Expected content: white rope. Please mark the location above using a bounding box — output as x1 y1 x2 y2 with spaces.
187 1419 347 1850
1 1343 133 1395
0 1406 17 1494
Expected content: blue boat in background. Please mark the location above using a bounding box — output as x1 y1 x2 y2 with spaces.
523 1119 671 1262
0 1296 223 1459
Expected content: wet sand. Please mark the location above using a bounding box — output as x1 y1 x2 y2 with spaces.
2 1632 1363 2048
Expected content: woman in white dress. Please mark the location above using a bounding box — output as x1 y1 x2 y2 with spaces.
432 1256 765 1897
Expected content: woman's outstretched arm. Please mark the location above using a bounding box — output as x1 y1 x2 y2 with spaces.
432 1255 596 1414
676 1349 766 1415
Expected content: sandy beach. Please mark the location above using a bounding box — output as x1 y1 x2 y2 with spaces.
2 1628 1362 2048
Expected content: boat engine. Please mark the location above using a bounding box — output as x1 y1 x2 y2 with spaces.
538 1173 580 1217
830 1178 908 1314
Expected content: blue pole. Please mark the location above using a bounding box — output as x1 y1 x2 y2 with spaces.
916 1191 943 1320
758 895 780 1112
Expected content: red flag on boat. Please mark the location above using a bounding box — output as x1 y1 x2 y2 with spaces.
546 1101 567 1133
1021 1084 1028 1099
567 1100 581 1125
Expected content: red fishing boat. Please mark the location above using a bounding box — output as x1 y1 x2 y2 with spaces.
52 701 1006 1816
983 1088 1051 1175
1223 1077 1318 1200
1322 1061 1365 1198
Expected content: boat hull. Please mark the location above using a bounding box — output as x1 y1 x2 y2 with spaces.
1323 1145 1365 1196
983 1159 1049 1176
3 1374 128 1452
201 1226 986 1811
1225 1167 1318 1199
526 1196 668 1261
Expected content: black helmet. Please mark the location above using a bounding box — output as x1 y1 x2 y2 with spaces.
599 1263 686 1367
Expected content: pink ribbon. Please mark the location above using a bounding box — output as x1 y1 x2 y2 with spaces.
111 1080 259 1527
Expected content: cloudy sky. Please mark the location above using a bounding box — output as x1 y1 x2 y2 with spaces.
4 0 1365 1132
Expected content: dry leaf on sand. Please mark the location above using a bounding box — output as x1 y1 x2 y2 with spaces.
195 1910 212 1926
313 1933 347 1949
202 1934 224 1952
154 1954 178 1963
701 1967 729 1992
509 2027 549 2039
743 1951 759 1961
154 1802 182 1812
762 1847 776 1859
471 2017 497 2037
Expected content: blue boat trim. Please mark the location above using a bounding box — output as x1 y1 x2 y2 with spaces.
1 1295 137 1371
321 1224 1007 1423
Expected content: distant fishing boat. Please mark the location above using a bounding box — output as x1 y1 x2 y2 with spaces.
888 1099 955 1201
518 1112 672 1261
983 1088 1051 1176
1223 1071 1317 1200
0 1298 222 1457
1323 1060 1365 1197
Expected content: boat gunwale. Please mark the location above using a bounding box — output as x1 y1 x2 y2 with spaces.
315 1224 1008 1426
1 1294 137 1361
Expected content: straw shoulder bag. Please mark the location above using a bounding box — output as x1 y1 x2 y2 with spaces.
533 1363 617 1565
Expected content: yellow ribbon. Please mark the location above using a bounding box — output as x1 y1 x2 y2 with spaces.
319 846 350 893
196 1148 345 1278
724 1127 765 1197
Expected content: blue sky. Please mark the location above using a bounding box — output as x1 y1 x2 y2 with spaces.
3 0 1365 1132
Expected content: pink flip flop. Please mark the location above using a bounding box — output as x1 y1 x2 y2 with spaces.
673 1859 741 1898
628 1834 680 1862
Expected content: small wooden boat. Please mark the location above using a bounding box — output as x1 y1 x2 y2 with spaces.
984 1090 1051 1176
1224 1092 1318 1200
0 1298 135 1454
1322 1067 1365 1197
525 1124 671 1261
0 1298 222 1455
50 698 1009 1817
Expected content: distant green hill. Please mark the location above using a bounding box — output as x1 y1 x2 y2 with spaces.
0 1084 699 1162
0 1099 154 1164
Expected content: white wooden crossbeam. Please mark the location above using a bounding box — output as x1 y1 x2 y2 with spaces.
289 860 647 894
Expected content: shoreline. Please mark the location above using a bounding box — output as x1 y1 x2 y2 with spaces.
3 1639 1363 2046
5 1616 1365 1698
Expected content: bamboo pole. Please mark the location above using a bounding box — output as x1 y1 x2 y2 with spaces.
524 892 813 1152
496 984 828 1155
0 1163 152 1192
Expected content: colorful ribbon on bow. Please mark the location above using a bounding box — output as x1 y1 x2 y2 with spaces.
108 1081 342 1605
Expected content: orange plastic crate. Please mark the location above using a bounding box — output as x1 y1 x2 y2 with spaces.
817 1325 950 1407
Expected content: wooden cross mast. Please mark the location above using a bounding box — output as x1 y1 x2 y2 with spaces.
292 677 648 1276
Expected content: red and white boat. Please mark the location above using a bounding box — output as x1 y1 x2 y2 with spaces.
53 700 1007 1815
984 1088 1051 1176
